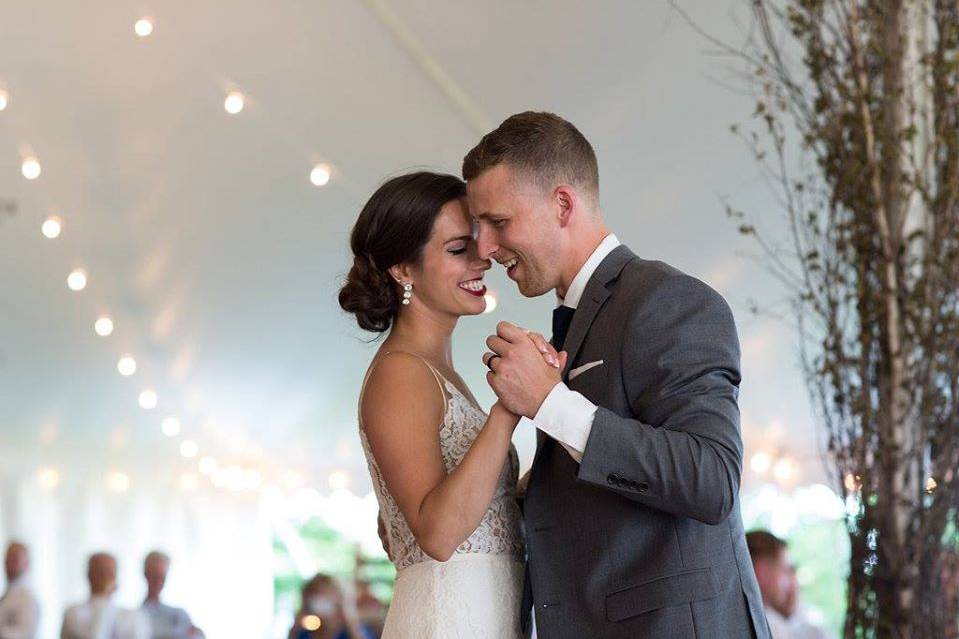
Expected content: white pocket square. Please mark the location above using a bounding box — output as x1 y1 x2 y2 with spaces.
568 360 604 380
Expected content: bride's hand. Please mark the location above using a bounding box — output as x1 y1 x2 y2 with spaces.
525 331 568 371
489 400 521 431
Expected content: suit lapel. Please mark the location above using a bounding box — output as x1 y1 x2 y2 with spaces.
533 245 636 461
560 245 635 377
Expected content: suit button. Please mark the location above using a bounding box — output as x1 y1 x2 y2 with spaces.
606 474 618 485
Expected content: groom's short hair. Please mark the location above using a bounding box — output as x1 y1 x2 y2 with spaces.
462 111 599 202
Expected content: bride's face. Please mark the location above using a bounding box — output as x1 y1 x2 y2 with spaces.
405 198 491 318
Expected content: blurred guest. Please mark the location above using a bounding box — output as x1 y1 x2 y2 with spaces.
61 552 149 639
288 574 374 639
0 541 39 639
747 531 834 639
141 551 204 639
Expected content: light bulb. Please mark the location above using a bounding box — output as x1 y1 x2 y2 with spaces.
21 157 40 180
310 164 331 187
138 389 158 410
67 269 87 291
117 355 137 376
483 292 498 314
134 18 154 37
41 217 61 238
94 316 114 336
224 92 245 114
161 417 181 437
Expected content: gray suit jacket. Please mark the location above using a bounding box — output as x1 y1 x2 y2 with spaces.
523 245 770 638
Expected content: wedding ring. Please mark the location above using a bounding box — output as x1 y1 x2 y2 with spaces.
485 354 501 371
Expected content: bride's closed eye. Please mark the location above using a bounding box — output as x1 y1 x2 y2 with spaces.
448 243 467 255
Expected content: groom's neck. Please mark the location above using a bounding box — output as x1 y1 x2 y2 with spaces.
556 224 610 299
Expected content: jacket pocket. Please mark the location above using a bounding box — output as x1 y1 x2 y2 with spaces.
605 567 718 622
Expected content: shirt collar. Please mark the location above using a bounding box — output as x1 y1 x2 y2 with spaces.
557 234 620 309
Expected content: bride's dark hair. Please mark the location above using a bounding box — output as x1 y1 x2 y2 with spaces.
339 171 467 332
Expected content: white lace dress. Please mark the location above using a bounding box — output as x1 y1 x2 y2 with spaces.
359 356 525 638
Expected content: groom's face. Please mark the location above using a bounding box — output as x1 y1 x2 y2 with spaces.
467 164 562 298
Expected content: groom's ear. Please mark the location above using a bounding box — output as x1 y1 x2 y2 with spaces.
555 185 576 228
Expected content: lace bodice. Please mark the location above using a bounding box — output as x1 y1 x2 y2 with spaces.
359 357 524 570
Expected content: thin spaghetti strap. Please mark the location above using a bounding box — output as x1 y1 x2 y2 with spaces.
358 351 448 427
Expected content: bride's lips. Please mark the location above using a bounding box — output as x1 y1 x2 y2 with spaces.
458 278 487 297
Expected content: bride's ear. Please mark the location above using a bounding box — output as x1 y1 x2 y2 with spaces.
388 264 412 286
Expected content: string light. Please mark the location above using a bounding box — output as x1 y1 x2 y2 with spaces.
0 90 8 111
21 157 41 180
179 472 199 492
483 292 498 314
224 92 245 115
134 18 154 37
926 477 938 493
198 456 217 475
302 616 321 631
329 470 350 491
309 164 331 187
750 452 772 474
138 389 158 410
94 316 114 337
117 355 137 376
41 217 62 239
161 417 181 437
773 457 796 483
36 466 60 489
180 440 199 458
107 471 130 493
67 269 88 291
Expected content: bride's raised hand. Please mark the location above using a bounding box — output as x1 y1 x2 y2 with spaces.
525 330 567 371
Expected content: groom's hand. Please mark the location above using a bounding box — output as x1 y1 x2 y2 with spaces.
484 322 565 418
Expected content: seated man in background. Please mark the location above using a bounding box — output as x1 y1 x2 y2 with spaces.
61 552 149 639
141 551 204 639
746 531 835 639
0 541 39 639
288 574 374 639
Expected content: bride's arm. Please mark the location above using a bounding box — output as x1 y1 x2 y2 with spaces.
362 352 518 562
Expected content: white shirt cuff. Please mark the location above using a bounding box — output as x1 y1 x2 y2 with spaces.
533 382 597 463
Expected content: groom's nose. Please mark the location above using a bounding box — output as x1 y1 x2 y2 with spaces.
475 224 498 260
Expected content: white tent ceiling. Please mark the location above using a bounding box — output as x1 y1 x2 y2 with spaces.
0 0 825 491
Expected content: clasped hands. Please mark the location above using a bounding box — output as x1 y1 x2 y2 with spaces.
483 321 567 419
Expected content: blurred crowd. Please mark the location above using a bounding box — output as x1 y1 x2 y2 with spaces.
0 543 202 639
1 530 838 639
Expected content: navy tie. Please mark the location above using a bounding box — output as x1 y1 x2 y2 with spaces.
551 305 576 351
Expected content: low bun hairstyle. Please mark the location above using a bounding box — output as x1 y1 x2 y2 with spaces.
338 172 468 332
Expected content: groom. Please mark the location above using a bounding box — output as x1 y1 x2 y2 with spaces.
466 112 770 638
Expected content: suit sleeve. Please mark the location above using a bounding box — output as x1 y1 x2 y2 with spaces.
576 273 744 525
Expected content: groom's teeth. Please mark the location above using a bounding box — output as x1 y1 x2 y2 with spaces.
503 258 518 269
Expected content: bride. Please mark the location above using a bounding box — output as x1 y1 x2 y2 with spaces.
338 172 560 638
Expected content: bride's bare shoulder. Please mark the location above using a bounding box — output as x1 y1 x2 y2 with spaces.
361 351 445 431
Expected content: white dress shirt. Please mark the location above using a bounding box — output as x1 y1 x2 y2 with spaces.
61 596 150 639
0 577 40 639
533 234 620 463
